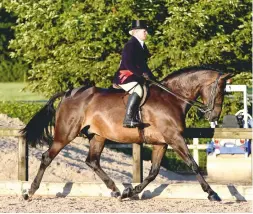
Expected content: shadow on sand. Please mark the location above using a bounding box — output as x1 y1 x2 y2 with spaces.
56 182 74 198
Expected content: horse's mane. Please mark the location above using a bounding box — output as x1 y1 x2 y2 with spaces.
162 65 224 82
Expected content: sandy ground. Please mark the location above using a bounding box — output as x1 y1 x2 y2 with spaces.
0 196 252 213
0 114 252 213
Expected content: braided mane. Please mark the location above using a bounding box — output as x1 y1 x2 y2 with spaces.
162 65 224 82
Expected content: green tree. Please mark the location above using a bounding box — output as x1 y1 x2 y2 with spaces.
2 0 166 95
2 0 251 126
0 7 28 82
3 0 251 89
147 0 252 126
150 0 251 85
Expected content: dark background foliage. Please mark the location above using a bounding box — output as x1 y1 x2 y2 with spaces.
0 0 251 127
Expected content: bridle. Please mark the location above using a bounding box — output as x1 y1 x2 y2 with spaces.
204 72 223 108
148 72 223 115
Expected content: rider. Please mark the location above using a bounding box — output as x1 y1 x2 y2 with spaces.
113 20 155 128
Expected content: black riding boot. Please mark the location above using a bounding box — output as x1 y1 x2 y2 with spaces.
123 92 142 128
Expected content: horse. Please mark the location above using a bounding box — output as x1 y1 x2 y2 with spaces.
21 66 233 201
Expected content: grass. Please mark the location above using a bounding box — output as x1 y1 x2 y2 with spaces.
0 82 47 101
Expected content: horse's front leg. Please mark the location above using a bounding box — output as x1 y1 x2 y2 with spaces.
120 144 167 200
165 133 221 201
85 135 121 198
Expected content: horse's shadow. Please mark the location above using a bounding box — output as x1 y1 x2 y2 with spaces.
55 182 168 199
141 184 169 200
56 182 73 198
121 183 169 200
227 184 247 202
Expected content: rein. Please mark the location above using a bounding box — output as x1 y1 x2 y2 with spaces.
147 73 222 113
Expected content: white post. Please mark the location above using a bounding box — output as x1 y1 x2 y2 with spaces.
225 85 248 128
243 86 248 128
133 144 143 183
193 138 199 165
18 136 28 181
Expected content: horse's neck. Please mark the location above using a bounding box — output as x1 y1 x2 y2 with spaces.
163 75 201 101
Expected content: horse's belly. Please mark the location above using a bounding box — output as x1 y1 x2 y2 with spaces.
104 126 165 144
142 129 166 144
105 127 142 143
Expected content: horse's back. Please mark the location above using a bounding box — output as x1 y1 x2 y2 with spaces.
96 87 125 94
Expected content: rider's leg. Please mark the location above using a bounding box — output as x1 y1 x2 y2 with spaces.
119 82 143 128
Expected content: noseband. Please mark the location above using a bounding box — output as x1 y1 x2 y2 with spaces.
148 72 223 115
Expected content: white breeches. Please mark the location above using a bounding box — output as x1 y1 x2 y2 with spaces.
119 82 147 106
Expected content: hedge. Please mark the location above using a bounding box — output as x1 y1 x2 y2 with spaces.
0 101 44 124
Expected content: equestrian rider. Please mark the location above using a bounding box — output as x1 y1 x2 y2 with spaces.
113 20 155 128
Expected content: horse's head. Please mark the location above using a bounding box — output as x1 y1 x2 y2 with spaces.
200 72 234 122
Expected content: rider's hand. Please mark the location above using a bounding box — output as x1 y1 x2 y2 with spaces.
143 73 150 80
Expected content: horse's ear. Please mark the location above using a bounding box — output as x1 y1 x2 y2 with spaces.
221 73 236 80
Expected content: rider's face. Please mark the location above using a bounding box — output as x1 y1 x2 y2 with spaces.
134 29 148 41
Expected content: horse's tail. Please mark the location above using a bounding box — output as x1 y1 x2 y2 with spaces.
20 91 65 147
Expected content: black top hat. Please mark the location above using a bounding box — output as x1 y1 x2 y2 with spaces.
131 20 148 30
129 20 148 35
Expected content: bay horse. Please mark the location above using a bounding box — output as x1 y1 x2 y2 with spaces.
21 66 232 201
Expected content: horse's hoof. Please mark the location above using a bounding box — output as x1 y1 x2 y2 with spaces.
23 193 29 200
121 187 133 199
22 189 32 201
208 192 222 201
23 193 32 201
111 191 121 198
117 196 122 202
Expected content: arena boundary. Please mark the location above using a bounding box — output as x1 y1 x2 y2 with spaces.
0 181 252 201
0 127 252 183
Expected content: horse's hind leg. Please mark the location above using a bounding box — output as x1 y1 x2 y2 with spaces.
121 144 167 200
165 133 221 201
23 113 81 200
23 140 67 200
85 135 121 198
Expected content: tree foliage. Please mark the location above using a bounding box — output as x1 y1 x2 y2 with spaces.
1 0 251 126
0 7 28 82
2 0 166 94
150 0 251 83
2 0 251 93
